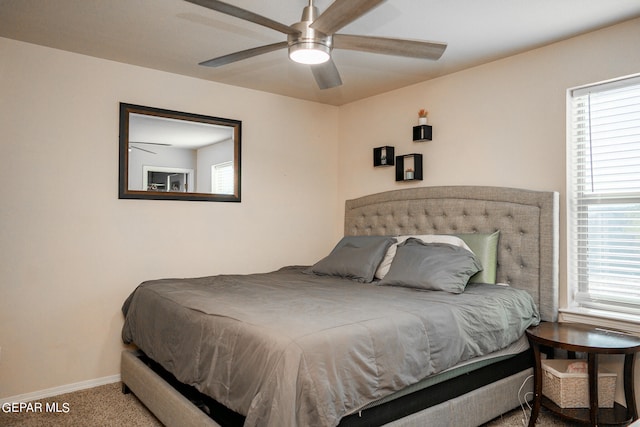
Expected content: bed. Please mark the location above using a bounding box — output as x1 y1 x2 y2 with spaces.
120 185 559 427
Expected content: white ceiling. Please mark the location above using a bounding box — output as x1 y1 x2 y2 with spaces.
1 0 639 106
130 113 233 149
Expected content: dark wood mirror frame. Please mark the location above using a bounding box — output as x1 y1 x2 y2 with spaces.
119 103 241 202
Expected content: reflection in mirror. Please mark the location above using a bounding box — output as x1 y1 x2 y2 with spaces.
119 103 241 202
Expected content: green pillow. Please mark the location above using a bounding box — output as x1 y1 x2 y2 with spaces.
454 231 500 284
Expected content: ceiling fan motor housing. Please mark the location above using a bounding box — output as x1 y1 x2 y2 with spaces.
288 5 332 64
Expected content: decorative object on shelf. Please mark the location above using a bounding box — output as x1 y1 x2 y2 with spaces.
373 146 395 167
395 154 423 181
414 109 433 141
418 109 428 125
405 168 414 180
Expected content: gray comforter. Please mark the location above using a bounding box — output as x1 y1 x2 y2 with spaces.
122 266 539 427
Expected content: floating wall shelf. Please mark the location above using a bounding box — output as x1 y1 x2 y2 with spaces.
373 146 395 167
396 154 423 181
413 125 432 141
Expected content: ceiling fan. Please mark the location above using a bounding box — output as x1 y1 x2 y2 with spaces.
185 0 447 89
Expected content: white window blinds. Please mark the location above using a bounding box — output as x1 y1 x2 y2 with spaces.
212 161 234 195
567 74 640 315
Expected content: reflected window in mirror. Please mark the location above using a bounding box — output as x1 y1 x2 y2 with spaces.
119 103 241 202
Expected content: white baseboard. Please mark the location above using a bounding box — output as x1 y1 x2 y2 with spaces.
0 374 121 405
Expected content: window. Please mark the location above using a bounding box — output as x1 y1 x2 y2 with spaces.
212 161 234 195
567 74 640 318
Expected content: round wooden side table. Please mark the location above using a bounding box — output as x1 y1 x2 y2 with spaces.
526 322 640 426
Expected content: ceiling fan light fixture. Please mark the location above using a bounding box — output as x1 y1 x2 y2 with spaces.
289 41 330 65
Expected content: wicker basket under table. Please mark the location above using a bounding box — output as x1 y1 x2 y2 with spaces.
541 359 616 408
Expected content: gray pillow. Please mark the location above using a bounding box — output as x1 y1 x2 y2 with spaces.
455 231 500 284
379 238 483 293
306 236 396 283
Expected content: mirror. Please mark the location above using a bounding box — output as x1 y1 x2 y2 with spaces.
119 103 241 202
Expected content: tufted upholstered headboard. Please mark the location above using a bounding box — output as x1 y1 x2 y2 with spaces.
344 186 559 322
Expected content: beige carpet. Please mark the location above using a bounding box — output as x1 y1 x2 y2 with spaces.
0 383 161 427
0 382 579 426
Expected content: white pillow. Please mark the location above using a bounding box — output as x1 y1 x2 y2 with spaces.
375 234 474 280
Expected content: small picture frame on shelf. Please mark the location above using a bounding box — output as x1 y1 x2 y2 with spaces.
373 146 395 167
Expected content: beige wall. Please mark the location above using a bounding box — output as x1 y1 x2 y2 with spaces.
338 17 640 301
0 38 340 398
1 16 639 403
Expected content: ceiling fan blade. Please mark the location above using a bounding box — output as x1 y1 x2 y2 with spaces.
184 0 299 35
310 0 385 35
199 41 288 67
129 141 171 146
333 34 447 60
311 59 342 90
130 145 157 154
